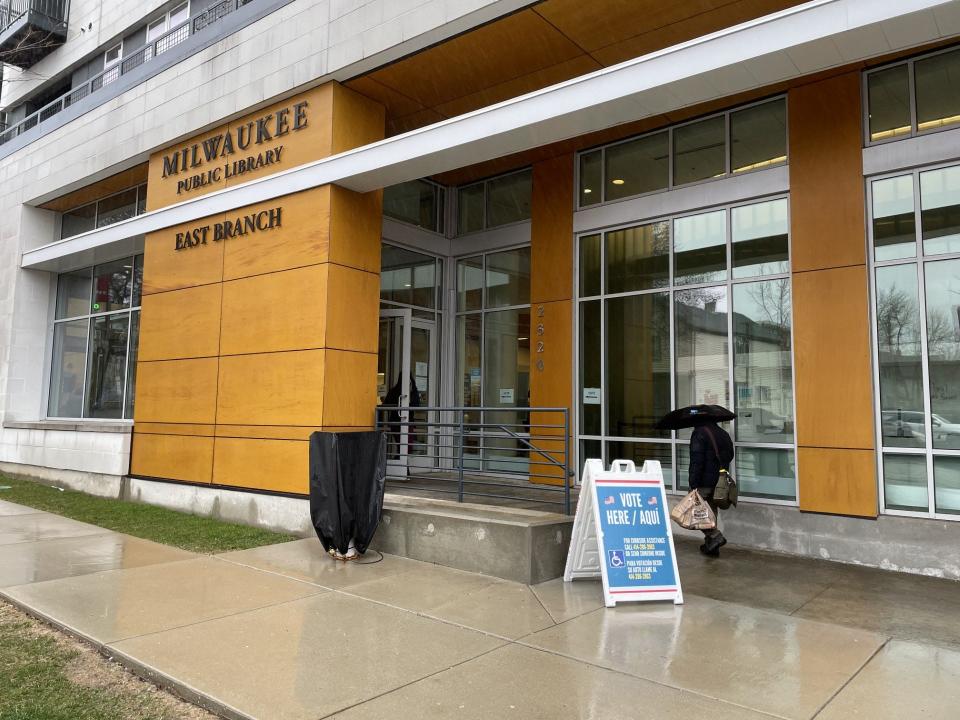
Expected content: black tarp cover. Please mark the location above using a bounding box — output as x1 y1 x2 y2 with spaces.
308 431 387 555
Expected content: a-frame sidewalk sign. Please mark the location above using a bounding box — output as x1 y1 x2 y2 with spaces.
564 458 683 607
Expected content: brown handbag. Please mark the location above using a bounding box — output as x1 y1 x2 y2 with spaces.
670 489 717 530
703 425 738 509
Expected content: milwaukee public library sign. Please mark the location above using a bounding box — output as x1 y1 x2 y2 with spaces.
161 100 308 195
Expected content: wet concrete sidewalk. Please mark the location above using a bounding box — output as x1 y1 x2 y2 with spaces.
1 497 958 720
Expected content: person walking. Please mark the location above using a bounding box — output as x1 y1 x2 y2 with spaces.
688 420 734 557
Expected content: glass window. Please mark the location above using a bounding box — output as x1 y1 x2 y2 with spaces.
104 43 121 66
56 268 92 319
607 441 673 488
735 448 795 501
731 199 789 277
485 247 530 308
380 244 437 309
383 180 441 232
169 1 189 27
457 256 483 311
605 132 668 200
915 49 960 134
673 116 725 186
96 189 138 228
92 259 133 313
919 165 960 256
605 221 670 293
733 279 793 444
673 210 726 285
579 234 601 297
125 311 140 419
483 308 530 431
61 203 96 239
579 150 601 206
486 171 531 227
883 454 928 512
579 300 601 436
132 255 143 308
876 264 925 449
84 315 130 419
137 184 147 216
730 99 787 174
934 456 960 515
924 259 960 450
606 293 671 439
675 286 729 411
48 320 88 418
146 17 167 42
456 315 482 408
867 66 911 142
458 184 485 234
872 175 916 261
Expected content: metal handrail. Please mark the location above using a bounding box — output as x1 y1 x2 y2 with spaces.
0 0 253 147
375 405 574 513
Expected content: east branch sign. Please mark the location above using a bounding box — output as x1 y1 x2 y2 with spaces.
161 101 308 195
175 207 282 251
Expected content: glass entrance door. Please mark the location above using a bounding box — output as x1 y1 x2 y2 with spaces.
378 309 437 474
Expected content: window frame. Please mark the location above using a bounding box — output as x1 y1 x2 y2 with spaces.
147 1 191 42
60 184 148 240
867 160 960 521
47 255 143 422
456 167 533 236
575 96 788 209
574 193 797 504
863 44 960 147
382 178 447 235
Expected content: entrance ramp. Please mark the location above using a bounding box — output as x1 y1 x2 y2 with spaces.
375 493 573 585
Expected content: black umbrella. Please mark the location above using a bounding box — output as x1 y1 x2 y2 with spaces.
655 404 735 430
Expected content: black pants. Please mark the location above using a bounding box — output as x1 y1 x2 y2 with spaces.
697 487 724 541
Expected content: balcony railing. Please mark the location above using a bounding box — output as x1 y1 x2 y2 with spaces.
0 0 255 147
0 0 68 67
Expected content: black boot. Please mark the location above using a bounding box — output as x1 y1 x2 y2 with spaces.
700 533 727 557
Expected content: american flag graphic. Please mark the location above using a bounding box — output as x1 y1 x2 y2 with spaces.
604 495 615 505
648 496 658 506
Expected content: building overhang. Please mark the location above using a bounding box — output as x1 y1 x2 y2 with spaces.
21 0 960 272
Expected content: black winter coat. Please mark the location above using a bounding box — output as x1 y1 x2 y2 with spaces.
688 423 734 490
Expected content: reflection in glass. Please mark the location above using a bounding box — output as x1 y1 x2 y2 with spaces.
675 287 729 411
125 311 139 419
934 456 960 515
920 165 960 255
457 256 483 311
132 255 144 308
731 199 789 277
876 264 925 448
674 210 726 285
96 189 138 228
56 268 92 319
677 445 690 492
85 315 129 419
606 293 671 439
458 183 484 234
579 150 601 207
867 65 911 141
456 314 481 428
924 259 960 450
607 441 673 489
49 320 88 418
673 116 725 186
605 221 670 292
61 203 96 239
383 180 441 232
733 280 793 444
884 454 928 512
872 175 916 261
486 247 530 308
580 300 601 436
605 132 668 200
915 49 960 134
735 447 795 500
92 259 133 312
580 439 602 469
380 243 437 309
730 99 787 173
137 185 147 216
486 170 532 227
482 309 530 427
579 234 601 297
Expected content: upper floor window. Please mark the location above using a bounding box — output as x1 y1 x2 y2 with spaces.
866 46 960 144
148 1 190 43
578 97 787 208
61 184 148 240
383 179 445 234
457 169 532 235
49 256 143 420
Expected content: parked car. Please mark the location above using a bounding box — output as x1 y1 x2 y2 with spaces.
881 410 960 442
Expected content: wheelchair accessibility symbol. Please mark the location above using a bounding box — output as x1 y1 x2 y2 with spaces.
607 550 625 569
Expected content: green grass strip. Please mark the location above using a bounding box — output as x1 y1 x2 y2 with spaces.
0 475 296 553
